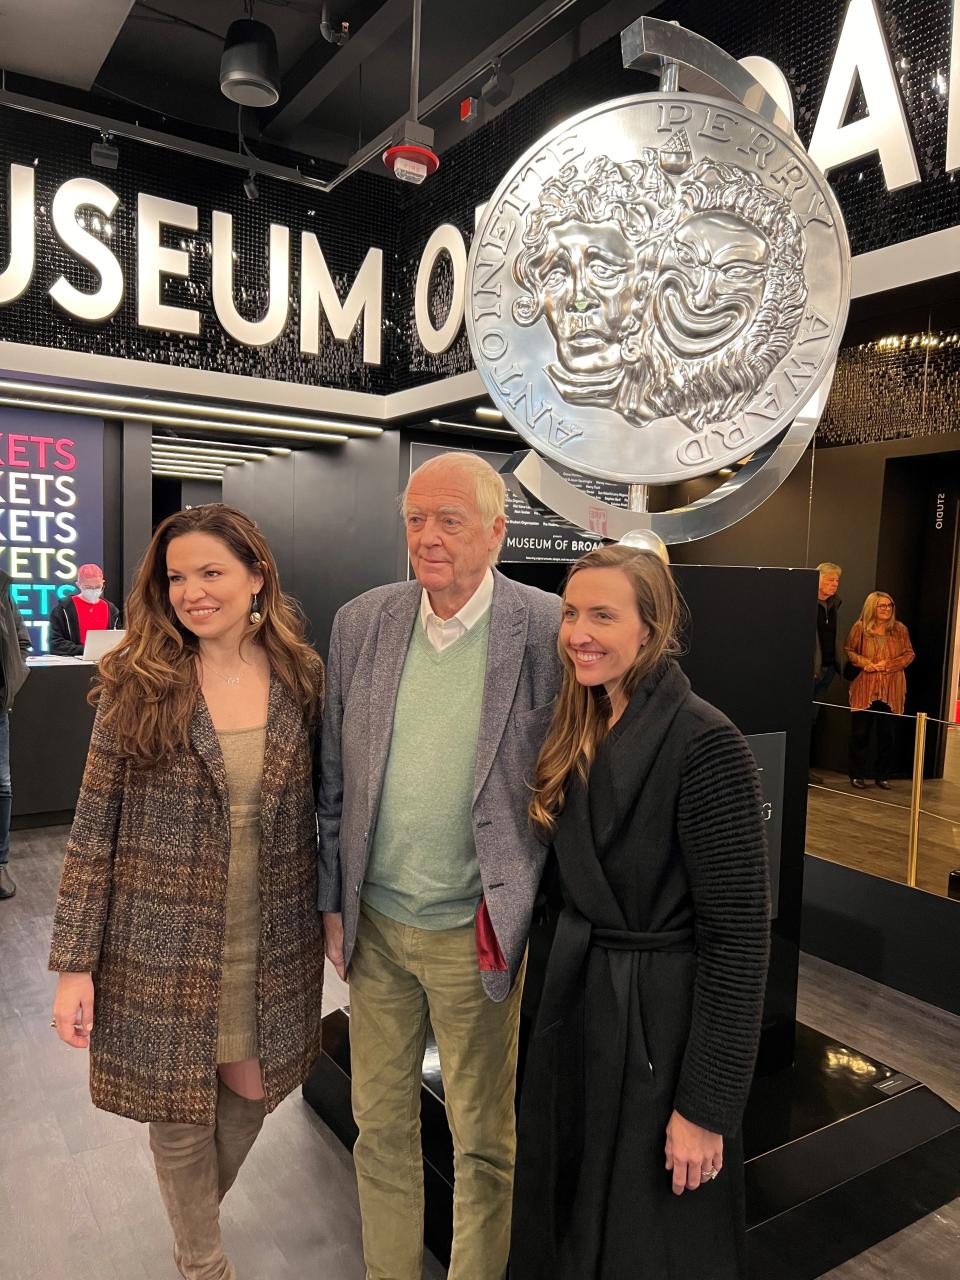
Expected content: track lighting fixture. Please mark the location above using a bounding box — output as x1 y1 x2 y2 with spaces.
481 59 513 107
90 135 119 170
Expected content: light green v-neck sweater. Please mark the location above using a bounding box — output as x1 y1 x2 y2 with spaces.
363 613 491 930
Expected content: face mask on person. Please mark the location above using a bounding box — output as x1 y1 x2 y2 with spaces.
78 587 103 603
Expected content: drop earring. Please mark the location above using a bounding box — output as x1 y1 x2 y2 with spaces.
250 594 262 625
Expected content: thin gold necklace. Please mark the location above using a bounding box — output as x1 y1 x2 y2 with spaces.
202 657 245 688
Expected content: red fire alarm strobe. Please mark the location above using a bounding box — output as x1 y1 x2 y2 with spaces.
383 143 440 185
460 96 479 122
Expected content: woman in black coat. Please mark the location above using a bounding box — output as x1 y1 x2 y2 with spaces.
511 545 770 1280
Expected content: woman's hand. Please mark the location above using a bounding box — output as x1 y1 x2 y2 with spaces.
52 972 95 1048
665 1109 723 1195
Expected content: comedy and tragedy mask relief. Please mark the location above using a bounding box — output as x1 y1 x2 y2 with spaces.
511 151 808 433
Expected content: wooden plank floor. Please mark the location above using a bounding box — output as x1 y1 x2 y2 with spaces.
2 829 957 1278
808 768 960 901
806 728 960 898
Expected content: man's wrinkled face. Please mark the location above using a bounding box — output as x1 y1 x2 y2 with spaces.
539 220 645 375
654 211 769 361
404 462 503 605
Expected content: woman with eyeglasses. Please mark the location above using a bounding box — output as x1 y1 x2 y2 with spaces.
845 592 915 790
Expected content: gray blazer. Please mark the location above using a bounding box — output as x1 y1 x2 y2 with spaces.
318 570 562 1001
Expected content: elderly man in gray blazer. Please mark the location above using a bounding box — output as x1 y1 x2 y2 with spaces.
318 450 561 1280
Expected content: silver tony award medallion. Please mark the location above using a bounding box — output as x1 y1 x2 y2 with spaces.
465 19 851 545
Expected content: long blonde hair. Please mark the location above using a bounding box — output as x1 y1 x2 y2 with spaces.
94 505 323 766
860 591 897 634
529 545 683 835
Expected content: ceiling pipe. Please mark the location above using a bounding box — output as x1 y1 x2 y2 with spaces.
409 0 422 120
320 2 349 46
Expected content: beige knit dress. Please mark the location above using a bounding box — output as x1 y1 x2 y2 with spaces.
216 725 266 1063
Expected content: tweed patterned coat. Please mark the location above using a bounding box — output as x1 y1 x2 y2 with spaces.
49 673 324 1126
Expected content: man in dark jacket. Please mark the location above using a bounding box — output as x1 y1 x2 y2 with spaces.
0 569 31 899
48 563 121 657
813 562 843 697
811 561 842 785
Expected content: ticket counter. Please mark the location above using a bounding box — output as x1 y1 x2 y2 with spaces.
11 659 96 826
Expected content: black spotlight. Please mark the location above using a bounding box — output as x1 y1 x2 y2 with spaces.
481 59 513 107
91 137 119 170
220 19 280 108
243 170 259 202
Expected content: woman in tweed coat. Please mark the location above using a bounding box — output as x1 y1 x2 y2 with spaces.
512 546 769 1280
49 505 324 1280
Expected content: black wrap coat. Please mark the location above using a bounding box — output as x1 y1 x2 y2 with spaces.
511 660 770 1279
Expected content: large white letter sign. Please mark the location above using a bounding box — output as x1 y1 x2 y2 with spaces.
809 0 920 191
49 178 124 321
211 210 289 346
0 164 36 305
300 236 383 364
137 194 200 335
415 224 467 355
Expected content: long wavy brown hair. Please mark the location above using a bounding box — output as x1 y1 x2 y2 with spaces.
94 504 323 767
529 545 683 835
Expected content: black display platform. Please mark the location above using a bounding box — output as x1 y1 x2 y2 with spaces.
303 1009 960 1279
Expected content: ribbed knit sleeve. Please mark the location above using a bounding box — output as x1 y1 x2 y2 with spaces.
48 697 125 973
673 723 770 1136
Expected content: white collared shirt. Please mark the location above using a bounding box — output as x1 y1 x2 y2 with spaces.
420 568 494 653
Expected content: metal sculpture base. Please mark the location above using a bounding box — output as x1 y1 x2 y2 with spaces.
303 1014 960 1279
501 356 832 546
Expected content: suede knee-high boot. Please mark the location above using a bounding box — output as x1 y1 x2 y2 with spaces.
149 1121 236 1280
215 1080 266 1202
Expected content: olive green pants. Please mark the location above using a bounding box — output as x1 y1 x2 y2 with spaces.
349 902 524 1280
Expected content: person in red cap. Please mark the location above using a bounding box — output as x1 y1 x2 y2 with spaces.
48 564 122 657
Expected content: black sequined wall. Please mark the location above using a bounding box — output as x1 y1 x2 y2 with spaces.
0 0 957 399
820 339 960 447
0 108 402 392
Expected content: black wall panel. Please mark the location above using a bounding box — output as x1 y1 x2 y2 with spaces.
223 435 402 654
802 854 960 1013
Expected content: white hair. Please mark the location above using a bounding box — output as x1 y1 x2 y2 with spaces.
401 451 507 564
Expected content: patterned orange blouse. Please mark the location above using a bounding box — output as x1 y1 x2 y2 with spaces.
844 621 915 714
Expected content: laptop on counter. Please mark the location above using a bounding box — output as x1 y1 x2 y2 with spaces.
82 629 127 661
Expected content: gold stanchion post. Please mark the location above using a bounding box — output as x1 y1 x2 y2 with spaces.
907 711 927 888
